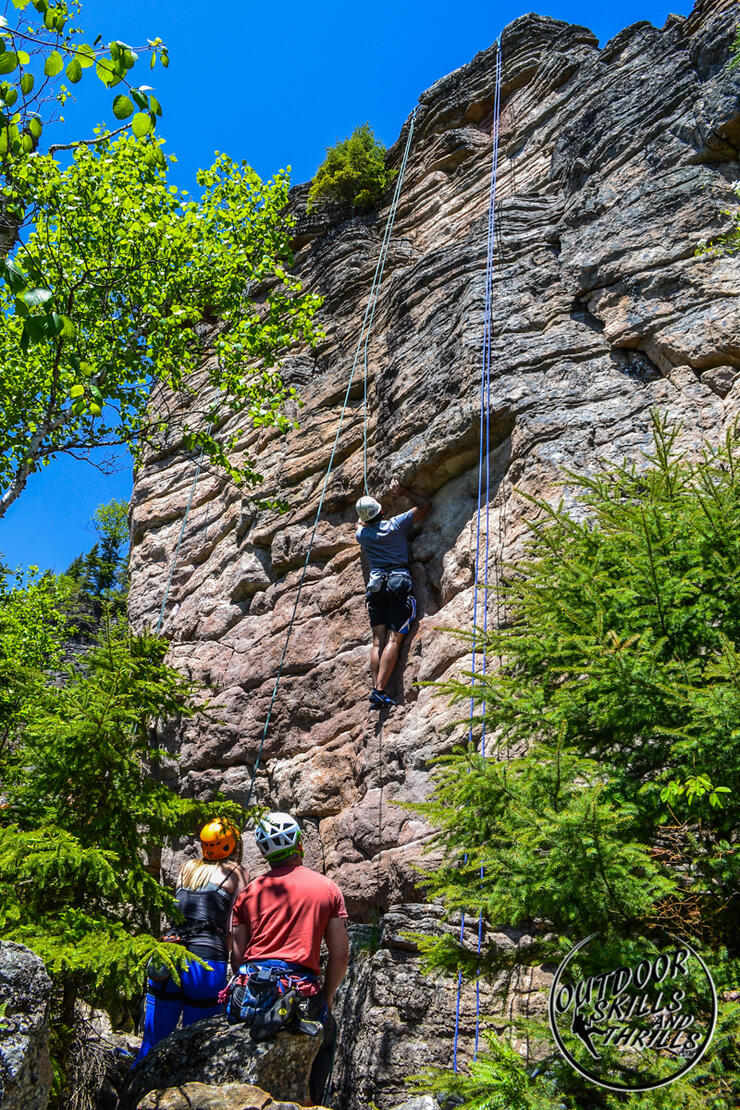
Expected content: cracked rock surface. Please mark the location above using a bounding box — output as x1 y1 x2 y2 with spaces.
128 1 739 1105
0 943 52 1110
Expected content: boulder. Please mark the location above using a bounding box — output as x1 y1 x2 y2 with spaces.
0 942 53 1110
137 1080 330 1110
122 1018 322 1110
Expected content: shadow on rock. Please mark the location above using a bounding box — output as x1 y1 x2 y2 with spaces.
120 1017 322 1110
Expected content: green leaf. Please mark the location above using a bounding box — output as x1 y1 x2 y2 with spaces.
130 88 147 110
150 95 162 118
0 53 18 76
11 0 32 9
75 45 96 69
31 0 48 12
111 94 134 120
16 51 29 65
28 116 42 139
65 58 83 84
19 287 53 308
2 258 26 293
95 58 116 88
20 72 34 95
43 51 63 77
69 384 85 399
3 86 17 107
59 315 75 340
161 52 169 68
131 111 153 138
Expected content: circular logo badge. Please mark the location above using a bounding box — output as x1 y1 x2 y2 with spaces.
548 932 717 1092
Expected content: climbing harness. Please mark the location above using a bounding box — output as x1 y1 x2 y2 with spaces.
222 960 322 1038
244 110 417 807
452 39 504 1072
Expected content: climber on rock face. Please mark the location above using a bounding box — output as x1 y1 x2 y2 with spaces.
355 481 432 708
230 812 350 1105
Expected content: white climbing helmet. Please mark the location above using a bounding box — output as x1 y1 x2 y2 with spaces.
356 495 382 523
255 812 303 862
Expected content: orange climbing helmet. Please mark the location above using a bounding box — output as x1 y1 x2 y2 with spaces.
200 818 241 861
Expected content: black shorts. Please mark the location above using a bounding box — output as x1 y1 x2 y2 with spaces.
366 570 417 633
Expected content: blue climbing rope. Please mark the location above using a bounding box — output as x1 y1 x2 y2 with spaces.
452 39 503 1073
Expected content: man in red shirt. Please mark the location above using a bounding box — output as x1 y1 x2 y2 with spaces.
231 812 350 1103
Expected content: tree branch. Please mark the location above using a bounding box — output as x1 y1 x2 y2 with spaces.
48 124 131 155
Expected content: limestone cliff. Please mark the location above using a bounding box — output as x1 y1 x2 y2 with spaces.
128 0 740 1104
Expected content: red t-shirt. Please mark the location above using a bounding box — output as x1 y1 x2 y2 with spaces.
232 863 348 973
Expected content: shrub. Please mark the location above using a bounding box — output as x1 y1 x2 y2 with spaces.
308 123 393 212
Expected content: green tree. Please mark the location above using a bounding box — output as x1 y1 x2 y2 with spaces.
0 562 70 737
0 0 169 256
0 621 249 1098
0 135 322 518
65 498 129 635
415 416 740 1108
308 122 393 212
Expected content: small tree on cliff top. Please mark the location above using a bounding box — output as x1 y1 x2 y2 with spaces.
308 122 393 212
413 415 740 1109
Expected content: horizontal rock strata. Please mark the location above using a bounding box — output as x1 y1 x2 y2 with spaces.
128 1 740 1105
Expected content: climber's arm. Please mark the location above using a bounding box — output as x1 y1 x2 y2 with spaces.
322 917 350 1011
231 921 249 972
392 481 432 523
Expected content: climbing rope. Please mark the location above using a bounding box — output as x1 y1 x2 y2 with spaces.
361 111 416 494
245 112 417 807
452 39 503 1073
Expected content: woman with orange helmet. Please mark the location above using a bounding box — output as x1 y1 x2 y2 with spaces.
136 819 248 1061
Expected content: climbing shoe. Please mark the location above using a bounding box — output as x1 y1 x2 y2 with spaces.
369 688 397 708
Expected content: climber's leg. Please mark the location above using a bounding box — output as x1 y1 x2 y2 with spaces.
374 579 416 692
308 996 337 1104
377 629 406 691
370 624 387 688
134 980 183 1063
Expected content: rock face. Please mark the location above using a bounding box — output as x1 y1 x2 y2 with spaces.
122 1020 321 1110
136 1080 329 1110
128 1 740 1106
0 942 52 1110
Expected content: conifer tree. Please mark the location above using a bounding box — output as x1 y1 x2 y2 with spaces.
415 415 740 1108
0 619 248 1086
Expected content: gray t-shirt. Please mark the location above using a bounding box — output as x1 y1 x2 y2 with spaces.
355 510 415 573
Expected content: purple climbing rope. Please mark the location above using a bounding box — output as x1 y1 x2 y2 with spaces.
452 39 503 1074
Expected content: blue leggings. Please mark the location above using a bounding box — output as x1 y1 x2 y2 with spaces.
135 958 228 1062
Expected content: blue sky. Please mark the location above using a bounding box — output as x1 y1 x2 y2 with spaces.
1 0 694 574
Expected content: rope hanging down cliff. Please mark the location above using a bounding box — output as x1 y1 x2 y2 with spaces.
244 111 417 807
452 39 503 1073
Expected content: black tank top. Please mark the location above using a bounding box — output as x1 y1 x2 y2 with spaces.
175 874 232 960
